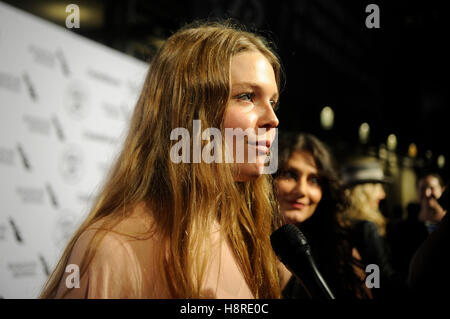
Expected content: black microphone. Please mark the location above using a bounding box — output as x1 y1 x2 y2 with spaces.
271 224 336 299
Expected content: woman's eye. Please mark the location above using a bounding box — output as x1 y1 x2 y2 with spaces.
281 170 297 180
270 100 279 111
309 176 320 185
236 93 254 102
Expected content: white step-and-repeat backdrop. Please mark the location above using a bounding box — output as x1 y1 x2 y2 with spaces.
0 2 148 298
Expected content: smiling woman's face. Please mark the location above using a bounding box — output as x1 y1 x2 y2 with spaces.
223 50 279 181
274 151 323 224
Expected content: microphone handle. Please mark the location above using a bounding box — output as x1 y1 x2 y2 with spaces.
306 254 336 299
286 253 336 299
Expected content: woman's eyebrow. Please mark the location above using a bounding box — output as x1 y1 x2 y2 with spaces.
288 165 319 175
286 166 300 174
232 82 279 98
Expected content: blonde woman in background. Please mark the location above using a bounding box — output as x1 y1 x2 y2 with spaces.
340 159 405 298
39 20 283 298
342 179 387 236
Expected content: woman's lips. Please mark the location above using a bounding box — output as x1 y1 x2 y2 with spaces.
289 202 305 210
255 145 269 155
248 142 269 155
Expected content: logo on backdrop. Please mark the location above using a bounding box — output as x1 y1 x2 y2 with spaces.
51 115 65 142
52 210 79 248
22 72 38 102
7 261 38 278
27 45 71 76
64 81 90 120
101 101 132 121
45 183 59 209
56 49 70 77
87 68 121 87
8 217 23 244
28 45 55 69
38 254 50 276
59 145 84 184
83 131 119 145
22 114 51 136
17 144 31 171
15 186 45 205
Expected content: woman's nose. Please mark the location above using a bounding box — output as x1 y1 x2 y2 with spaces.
259 101 279 129
292 179 306 197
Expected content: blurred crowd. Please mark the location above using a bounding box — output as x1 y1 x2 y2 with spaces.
274 131 448 299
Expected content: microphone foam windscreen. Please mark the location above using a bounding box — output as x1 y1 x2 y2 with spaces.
270 224 310 263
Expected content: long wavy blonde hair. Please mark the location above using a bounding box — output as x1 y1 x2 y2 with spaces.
39 21 283 299
341 183 387 236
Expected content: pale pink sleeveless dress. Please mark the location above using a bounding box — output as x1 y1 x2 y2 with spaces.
54 202 255 298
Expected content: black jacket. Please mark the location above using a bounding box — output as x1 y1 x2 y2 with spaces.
350 220 407 298
408 194 450 297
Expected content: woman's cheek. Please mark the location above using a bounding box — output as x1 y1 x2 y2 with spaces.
311 187 323 205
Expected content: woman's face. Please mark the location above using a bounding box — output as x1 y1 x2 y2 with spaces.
223 50 279 181
274 151 323 224
371 183 386 209
354 183 386 209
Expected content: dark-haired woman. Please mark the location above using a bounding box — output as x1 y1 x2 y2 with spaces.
274 132 371 299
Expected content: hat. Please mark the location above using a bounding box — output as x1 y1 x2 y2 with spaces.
341 160 390 187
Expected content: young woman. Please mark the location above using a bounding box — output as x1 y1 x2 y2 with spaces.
340 159 401 298
340 160 388 236
40 21 283 298
274 132 371 298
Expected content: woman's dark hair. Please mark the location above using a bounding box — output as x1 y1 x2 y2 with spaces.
275 132 370 298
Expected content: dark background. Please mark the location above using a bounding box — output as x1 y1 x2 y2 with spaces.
5 0 450 180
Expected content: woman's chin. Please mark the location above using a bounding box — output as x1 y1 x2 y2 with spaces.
234 162 267 181
282 209 307 224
